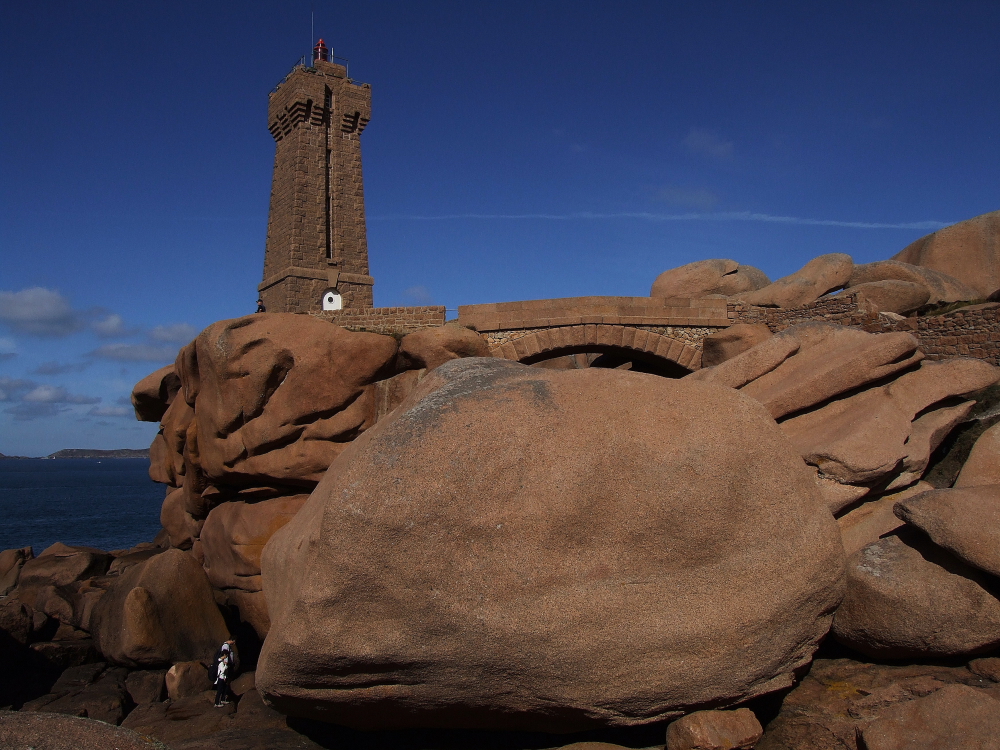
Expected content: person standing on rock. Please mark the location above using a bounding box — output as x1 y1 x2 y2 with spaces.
214 651 230 707
212 639 238 706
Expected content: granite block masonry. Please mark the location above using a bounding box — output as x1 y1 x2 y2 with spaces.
259 40 374 313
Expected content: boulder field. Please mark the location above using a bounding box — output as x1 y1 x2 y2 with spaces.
649 211 998 311
3 211 1000 747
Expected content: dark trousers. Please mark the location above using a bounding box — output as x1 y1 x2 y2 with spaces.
215 681 228 705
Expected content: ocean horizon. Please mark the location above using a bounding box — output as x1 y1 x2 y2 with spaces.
0 458 164 555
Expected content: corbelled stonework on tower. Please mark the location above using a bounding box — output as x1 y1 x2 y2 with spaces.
259 40 375 313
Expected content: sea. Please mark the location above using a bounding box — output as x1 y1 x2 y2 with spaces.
0 458 164 555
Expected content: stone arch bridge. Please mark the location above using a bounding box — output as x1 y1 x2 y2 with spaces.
457 296 732 376
454 293 889 376
322 292 997 376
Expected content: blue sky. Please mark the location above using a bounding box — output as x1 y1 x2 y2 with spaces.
2 1 998 456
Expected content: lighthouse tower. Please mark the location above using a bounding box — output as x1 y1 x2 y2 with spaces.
258 40 374 313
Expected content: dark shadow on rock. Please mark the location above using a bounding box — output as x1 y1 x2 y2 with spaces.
218 601 262 671
0 631 63 708
286 716 673 750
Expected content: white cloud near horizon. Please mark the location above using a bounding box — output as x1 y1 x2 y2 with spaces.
1 378 102 421
22 385 100 405
371 211 950 230
683 128 734 159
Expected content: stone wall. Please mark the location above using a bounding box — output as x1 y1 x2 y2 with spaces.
728 293 880 330
313 306 446 335
732 295 1000 366
867 303 1000 365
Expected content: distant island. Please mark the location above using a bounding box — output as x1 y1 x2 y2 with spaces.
0 448 150 459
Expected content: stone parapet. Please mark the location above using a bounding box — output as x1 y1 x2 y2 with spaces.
459 296 731 331
312 306 445 335
727 293 880 330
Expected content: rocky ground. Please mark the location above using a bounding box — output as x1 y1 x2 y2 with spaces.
2 212 1000 749
1 647 999 749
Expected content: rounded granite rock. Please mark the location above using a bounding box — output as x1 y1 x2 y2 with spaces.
257 358 845 732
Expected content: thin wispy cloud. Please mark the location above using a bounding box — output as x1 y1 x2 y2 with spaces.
87 405 133 418
400 285 434 306
33 361 91 375
658 187 720 211
149 323 198 344
371 211 950 230
683 128 734 160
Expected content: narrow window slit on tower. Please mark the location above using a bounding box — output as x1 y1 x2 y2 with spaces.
325 149 333 260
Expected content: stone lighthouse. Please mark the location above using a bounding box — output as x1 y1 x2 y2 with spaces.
258 40 374 313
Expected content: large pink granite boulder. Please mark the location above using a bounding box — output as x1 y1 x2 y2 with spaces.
131 365 181 423
837 280 929 314
257 358 845 731
893 485 1000 577
688 333 798 390
780 358 998 489
737 323 923 420
859 684 1000 750
91 549 229 667
651 259 769 298
837 483 930 556
397 324 490 371
176 313 398 488
201 497 309 594
199 495 309 638
832 532 1000 658
848 259 978 305
955 420 1000 487
699 323 774 368
736 254 853 308
892 210 1000 298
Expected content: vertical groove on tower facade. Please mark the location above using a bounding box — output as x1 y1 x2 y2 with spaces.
259 48 374 313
